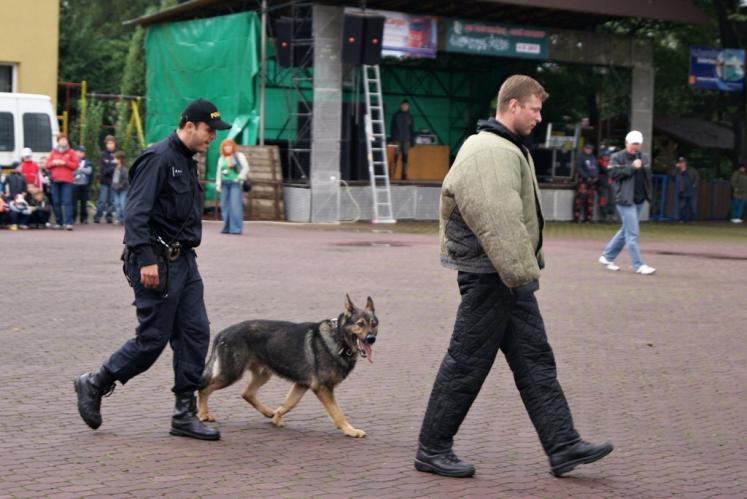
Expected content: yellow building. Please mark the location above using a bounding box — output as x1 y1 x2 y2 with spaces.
0 0 59 103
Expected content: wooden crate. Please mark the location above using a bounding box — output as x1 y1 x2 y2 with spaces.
237 145 285 221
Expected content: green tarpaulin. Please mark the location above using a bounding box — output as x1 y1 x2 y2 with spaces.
145 11 260 199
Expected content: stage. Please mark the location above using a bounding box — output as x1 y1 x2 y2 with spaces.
282 181 641 222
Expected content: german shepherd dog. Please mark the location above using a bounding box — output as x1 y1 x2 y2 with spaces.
197 295 377 438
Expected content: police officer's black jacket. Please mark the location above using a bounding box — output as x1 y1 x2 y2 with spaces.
124 132 203 268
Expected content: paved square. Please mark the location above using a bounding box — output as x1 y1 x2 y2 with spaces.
1 222 746 498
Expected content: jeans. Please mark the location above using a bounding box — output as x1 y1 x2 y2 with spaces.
418 272 580 456
95 184 114 222
602 203 645 270
731 198 745 220
50 181 74 226
678 195 696 223
112 190 128 224
220 182 244 234
73 184 89 223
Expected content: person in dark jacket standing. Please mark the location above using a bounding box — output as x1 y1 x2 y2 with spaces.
94 135 117 224
672 156 699 223
598 130 656 275
74 99 231 441
390 100 415 180
414 75 613 479
573 143 599 223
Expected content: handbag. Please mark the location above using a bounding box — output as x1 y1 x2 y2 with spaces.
242 178 252 193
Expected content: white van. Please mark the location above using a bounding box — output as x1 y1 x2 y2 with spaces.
0 92 59 173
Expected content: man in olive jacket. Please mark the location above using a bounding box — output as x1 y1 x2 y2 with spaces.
414 75 613 478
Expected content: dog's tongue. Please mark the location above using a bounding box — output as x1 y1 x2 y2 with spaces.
361 342 373 363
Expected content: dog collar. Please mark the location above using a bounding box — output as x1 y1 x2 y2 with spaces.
329 318 356 358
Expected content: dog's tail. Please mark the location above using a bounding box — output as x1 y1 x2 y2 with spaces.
200 338 222 390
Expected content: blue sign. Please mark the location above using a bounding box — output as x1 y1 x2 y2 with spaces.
689 46 745 92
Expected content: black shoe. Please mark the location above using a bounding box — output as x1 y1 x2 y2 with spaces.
414 448 475 478
169 392 220 441
549 440 614 477
74 367 115 429
93 219 100 224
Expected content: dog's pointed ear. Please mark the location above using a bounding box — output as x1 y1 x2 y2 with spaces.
366 296 375 313
345 294 355 315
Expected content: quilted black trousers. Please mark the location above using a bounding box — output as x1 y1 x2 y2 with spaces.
418 272 580 456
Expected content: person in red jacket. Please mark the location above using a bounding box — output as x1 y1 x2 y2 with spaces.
19 148 42 188
46 134 79 230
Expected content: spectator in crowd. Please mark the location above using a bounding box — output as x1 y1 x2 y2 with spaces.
671 157 699 223
19 148 42 189
94 135 117 224
215 138 249 235
38 156 51 200
9 193 32 230
27 188 51 228
390 100 415 180
596 148 615 222
0 194 8 228
46 133 79 230
730 163 747 223
3 163 27 201
111 151 129 225
574 143 598 223
598 130 655 275
73 145 93 224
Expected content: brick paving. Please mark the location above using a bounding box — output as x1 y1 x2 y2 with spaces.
1 221 746 498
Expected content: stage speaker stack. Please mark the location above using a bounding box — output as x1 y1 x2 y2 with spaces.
362 15 385 65
275 17 313 68
342 14 385 65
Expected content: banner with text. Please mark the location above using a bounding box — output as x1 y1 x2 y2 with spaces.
445 19 548 60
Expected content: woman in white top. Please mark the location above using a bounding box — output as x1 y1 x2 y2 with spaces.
215 138 249 234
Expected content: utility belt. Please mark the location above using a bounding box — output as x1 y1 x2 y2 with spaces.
151 233 187 262
120 234 189 297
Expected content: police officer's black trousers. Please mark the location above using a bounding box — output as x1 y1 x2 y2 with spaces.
104 250 210 394
418 272 580 456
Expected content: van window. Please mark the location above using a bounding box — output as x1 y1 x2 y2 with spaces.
0 112 14 152
23 113 53 153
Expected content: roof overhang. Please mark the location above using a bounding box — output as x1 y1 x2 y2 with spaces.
124 0 709 29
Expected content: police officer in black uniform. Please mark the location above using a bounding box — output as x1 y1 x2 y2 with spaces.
74 99 231 440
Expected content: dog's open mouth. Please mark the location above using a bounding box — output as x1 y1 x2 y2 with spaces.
356 338 373 363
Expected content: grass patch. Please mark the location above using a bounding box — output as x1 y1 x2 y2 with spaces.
322 220 747 242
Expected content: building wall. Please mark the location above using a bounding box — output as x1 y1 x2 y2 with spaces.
0 0 59 103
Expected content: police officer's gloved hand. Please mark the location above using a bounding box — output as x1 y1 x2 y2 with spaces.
512 280 539 298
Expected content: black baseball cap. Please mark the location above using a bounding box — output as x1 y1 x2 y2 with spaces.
180 99 231 130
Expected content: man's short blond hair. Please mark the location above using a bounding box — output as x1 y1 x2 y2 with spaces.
497 75 549 113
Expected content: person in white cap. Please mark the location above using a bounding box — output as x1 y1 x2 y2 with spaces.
18 147 42 189
598 130 656 275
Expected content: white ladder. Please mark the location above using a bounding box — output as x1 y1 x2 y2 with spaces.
362 64 396 224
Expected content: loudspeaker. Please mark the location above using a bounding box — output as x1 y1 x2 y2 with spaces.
362 15 385 65
340 101 369 181
342 14 365 65
275 19 293 68
275 18 313 68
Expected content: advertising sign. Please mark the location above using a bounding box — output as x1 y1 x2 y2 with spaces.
689 46 745 92
346 8 438 59
445 19 548 60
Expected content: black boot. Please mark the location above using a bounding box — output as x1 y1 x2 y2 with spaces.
169 392 220 441
74 366 115 429
549 440 614 477
414 447 475 478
